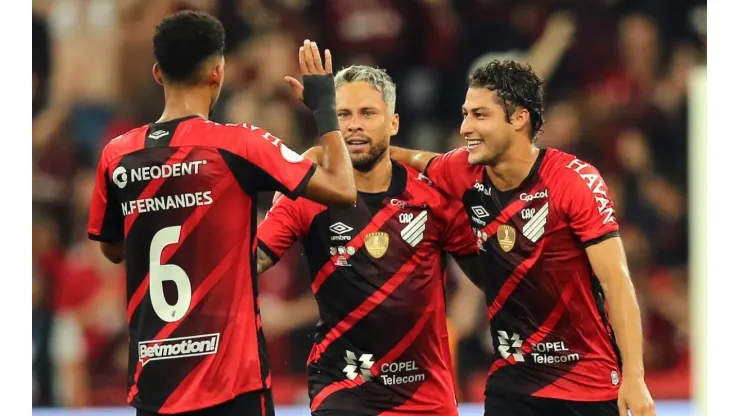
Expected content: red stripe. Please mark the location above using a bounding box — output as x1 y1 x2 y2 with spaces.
128 241 239 401
308 254 419 363
124 147 194 236
378 371 454 416
311 204 402 292
310 299 435 412
480 182 548 239
126 175 236 323
487 281 576 376
261 392 266 416
487 236 550 320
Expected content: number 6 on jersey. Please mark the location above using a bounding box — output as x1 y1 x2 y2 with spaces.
149 226 192 322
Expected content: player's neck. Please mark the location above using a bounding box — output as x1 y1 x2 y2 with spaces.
158 85 211 122
485 142 540 192
354 155 393 194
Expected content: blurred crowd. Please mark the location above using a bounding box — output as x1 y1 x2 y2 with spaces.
32 0 706 408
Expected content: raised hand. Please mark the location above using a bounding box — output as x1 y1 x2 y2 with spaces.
285 39 333 102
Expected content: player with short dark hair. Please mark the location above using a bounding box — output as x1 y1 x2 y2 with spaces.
387 60 657 416
152 10 227 85
87 11 356 416
257 65 478 416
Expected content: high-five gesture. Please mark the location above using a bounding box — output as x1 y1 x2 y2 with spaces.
285 39 333 103
283 39 356 207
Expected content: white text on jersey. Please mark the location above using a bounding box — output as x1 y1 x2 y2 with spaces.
566 158 616 224
121 192 213 216
138 333 220 366
112 160 207 188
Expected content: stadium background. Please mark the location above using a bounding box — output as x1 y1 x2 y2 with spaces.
31 0 706 414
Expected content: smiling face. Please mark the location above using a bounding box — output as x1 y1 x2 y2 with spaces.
461 60 546 165
336 81 399 172
460 87 518 165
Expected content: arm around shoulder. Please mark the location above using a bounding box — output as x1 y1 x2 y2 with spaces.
389 146 440 173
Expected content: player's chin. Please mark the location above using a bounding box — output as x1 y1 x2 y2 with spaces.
350 153 371 164
351 154 376 171
466 147 489 165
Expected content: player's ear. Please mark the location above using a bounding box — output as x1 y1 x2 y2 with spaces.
389 113 400 137
152 63 164 86
211 56 225 88
512 107 530 133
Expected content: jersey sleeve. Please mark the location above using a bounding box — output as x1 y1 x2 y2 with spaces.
256 195 306 263
87 148 124 243
440 201 478 256
559 158 620 246
423 147 470 199
238 125 317 199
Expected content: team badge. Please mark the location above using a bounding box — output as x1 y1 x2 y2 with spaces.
496 225 516 252
364 232 390 259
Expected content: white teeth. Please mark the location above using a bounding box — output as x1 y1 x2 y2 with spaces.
467 140 482 148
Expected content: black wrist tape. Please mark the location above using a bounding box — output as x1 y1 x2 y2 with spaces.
303 74 336 112
313 109 340 137
303 74 339 136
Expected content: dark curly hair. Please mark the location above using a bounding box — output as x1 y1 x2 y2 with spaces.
153 11 225 84
468 60 545 141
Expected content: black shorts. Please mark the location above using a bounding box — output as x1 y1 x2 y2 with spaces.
136 389 274 416
485 392 618 416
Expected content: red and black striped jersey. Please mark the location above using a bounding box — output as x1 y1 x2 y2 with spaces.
257 162 477 415
87 115 316 413
424 147 622 402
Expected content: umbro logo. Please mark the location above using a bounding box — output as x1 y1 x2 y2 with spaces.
148 130 169 140
471 205 490 219
329 222 353 234
330 222 353 241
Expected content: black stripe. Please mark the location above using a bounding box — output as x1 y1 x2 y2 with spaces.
134 174 260 409
590 273 622 370
441 254 449 306
252 195 271 389
123 148 233 408
145 115 200 148
257 239 281 264
583 231 620 248
358 161 407 203
88 232 121 243
291 163 317 199
135 281 232 411
122 147 198 302
93 172 125 243
308 260 432 413
485 302 581 396
219 149 291 197
422 156 438 177
133 182 244 410
304 205 408 329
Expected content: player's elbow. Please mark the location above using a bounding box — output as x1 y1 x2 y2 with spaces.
334 186 357 207
327 176 358 207
305 172 357 206
104 253 125 264
100 242 125 264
